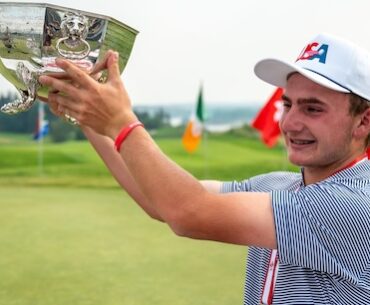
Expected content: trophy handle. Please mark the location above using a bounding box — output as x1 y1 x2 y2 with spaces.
55 12 91 60
56 38 90 60
0 62 39 114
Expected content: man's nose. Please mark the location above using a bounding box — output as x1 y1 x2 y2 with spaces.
280 107 303 133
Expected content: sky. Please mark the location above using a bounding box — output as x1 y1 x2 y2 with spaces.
1 0 370 106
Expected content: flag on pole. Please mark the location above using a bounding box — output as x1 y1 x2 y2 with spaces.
251 87 284 148
33 102 49 140
182 85 205 153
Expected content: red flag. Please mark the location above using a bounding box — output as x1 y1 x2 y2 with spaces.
251 88 284 148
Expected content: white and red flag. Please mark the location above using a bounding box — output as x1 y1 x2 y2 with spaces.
251 88 284 147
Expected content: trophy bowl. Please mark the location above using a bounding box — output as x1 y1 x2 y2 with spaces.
0 2 138 114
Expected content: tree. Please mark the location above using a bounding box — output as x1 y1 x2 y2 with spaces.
49 119 76 142
134 108 170 130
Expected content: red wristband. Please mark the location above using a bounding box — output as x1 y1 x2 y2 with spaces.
114 121 144 152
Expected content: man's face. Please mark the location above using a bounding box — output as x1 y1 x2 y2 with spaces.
280 73 357 170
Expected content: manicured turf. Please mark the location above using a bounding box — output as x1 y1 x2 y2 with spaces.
0 132 297 304
0 132 297 187
0 187 245 305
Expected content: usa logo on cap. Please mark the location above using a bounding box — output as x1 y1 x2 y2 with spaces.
296 42 329 63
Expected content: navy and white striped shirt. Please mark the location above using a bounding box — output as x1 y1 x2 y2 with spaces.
222 161 370 305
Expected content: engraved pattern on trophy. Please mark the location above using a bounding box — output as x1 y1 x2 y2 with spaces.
1 62 40 113
56 12 91 60
0 3 138 116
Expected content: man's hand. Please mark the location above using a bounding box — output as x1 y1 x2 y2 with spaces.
38 51 137 139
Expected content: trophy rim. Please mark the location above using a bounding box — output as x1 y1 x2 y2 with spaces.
0 1 139 35
0 1 139 115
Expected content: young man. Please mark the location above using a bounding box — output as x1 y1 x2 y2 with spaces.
39 33 370 304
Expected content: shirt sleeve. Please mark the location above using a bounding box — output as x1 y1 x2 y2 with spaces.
272 181 370 282
221 172 301 193
221 180 251 193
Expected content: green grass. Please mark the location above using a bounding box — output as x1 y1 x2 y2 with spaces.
0 187 245 305
0 137 117 188
159 134 296 180
0 132 297 187
0 132 298 305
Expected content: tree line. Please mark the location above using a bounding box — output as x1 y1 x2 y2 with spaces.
0 93 171 142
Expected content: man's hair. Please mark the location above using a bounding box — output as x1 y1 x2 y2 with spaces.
349 93 370 147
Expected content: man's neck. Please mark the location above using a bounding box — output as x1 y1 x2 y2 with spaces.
302 152 368 185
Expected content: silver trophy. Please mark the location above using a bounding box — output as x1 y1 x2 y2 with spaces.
0 2 138 115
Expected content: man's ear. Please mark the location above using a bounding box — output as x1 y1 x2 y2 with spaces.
353 107 370 139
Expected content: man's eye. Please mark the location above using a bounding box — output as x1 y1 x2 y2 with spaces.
307 107 322 113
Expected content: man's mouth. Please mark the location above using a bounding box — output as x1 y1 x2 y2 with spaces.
290 139 315 145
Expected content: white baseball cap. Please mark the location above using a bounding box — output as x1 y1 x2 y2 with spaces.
254 33 370 101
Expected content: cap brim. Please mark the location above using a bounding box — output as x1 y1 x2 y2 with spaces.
254 58 350 93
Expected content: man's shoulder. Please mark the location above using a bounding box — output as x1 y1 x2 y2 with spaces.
324 160 370 190
249 171 302 192
221 171 302 193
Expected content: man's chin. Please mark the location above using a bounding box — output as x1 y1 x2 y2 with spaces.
287 154 310 167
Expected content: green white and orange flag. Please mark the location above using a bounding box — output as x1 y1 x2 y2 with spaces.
182 86 205 153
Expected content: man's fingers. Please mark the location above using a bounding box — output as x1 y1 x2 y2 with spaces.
90 60 107 76
90 71 103 82
90 50 116 75
43 71 70 80
37 96 48 103
39 75 79 96
48 92 80 114
54 58 94 88
106 52 122 85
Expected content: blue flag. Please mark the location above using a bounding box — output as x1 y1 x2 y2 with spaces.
33 102 49 140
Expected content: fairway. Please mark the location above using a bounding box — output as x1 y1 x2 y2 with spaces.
0 133 297 304
0 186 245 305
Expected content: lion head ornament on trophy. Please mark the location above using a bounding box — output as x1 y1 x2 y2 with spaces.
0 2 138 119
